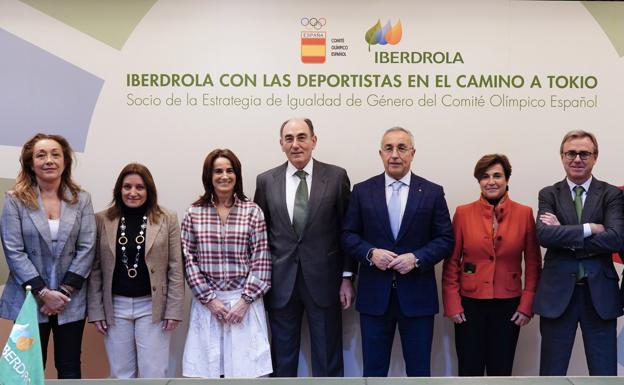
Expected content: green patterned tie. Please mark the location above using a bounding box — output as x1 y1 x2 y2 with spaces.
293 170 308 236
574 185 586 280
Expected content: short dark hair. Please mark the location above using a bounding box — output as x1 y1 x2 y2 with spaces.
280 118 315 137
194 148 248 206
106 163 163 222
559 130 598 157
473 154 512 181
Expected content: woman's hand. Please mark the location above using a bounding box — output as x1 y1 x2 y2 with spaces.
93 320 108 335
162 319 180 331
450 312 467 324
224 299 250 324
206 298 229 323
40 289 70 315
511 311 530 326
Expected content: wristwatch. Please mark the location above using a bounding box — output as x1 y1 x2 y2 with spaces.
242 294 254 304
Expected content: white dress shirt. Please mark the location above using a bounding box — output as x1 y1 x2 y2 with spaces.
285 160 314 223
384 172 411 226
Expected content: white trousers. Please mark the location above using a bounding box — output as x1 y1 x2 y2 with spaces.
182 289 272 378
104 295 172 378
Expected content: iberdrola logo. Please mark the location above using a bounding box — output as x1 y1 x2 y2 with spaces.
9 323 35 351
365 19 402 51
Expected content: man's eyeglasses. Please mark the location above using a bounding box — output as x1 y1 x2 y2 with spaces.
382 145 413 155
562 151 594 160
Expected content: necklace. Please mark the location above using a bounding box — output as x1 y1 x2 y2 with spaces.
118 215 147 278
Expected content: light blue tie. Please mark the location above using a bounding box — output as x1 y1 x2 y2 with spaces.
388 181 403 239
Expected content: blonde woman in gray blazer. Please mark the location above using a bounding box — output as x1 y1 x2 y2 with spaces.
88 163 184 378
0 133 96 379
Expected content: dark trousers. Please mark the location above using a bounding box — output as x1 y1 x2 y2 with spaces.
269 268 343 377
39 316 85 379
360 287 434 377
454 296 520 376
539 283 617 376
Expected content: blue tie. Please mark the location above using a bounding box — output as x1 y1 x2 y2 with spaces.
388 181 403 239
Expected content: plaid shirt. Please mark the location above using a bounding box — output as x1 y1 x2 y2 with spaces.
181 197 271 304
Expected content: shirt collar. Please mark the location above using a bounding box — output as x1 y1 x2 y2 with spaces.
384 172 411 187
287 159 314 177
566 176 592 193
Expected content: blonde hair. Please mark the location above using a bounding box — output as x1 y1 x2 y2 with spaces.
13 133 81 208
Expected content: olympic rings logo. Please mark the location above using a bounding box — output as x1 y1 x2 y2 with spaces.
301 17 326 30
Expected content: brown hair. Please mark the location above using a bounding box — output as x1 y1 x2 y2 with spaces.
559 130 599 157
473 154 512 181
194 149 248 206
13 133 81 208
106 163 163 222
280 118 315 137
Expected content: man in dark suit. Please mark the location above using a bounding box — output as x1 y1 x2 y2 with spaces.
341 127 453 377
254 118 355 377
534 130 624 376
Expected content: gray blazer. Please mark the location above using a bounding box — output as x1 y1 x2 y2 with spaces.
533 178 624 320
0 190 96 324
254 159 353 309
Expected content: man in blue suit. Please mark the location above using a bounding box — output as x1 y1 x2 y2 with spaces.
534 130 624 376
342 127 453 377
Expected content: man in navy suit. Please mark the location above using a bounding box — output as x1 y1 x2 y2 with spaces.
534 130 624 376
342 127 453 377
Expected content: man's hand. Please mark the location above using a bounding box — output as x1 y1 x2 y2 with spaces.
589 223 605 234
387 253 418 275
539 212 560 226
370 248 397 270
340 279 355 309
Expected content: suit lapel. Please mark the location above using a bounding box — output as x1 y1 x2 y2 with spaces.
303 161 327 235
582 178 603 223
396 173 424 242
372 174 394 241
145 214 163 257
556 179 578 225
55 189 78 257
28 192 53 254
272 163 296 237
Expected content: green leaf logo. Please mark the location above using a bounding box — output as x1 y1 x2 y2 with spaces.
365 20 382 51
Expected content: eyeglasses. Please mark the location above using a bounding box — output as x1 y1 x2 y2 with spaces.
562 151 594 160
381 145 413 155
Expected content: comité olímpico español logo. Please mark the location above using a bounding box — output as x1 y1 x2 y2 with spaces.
365 19 402 51
301 17 326 64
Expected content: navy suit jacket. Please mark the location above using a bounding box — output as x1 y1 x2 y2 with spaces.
533 178 624 320
342 172 453 317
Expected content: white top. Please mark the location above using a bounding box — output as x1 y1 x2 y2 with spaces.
285 159 314 223
48 219 60 241
384 172 411 225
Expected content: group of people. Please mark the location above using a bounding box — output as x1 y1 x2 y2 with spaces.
0 121 622 379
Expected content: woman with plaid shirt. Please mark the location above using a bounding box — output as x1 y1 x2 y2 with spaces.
181 148 272 378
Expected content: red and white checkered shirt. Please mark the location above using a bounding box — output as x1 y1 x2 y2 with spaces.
181 197 271 304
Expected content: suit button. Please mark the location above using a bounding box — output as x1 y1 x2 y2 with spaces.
497 236 502 241
150 268 155 273
489 256 494 261
152 286 156 292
